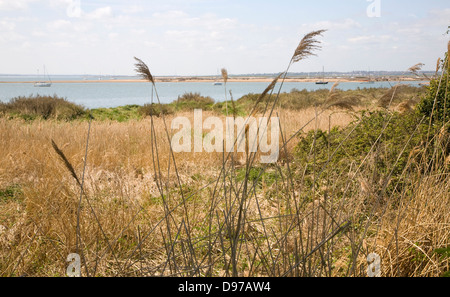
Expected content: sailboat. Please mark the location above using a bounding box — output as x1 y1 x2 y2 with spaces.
213 68 224 85
34 66 52 87
315 66 328 85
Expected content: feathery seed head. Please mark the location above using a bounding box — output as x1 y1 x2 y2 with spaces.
292 30 327 63
221 68 228 83
408 63 425 74
134 57 154 84
436 58 442 74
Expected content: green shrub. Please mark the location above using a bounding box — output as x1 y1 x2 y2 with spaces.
90 105 144 122
212 101 247 116
237 87 424 111
138 103 174 117
0 95 87 121
174 92 215 110
434 247 450 277
294 110 429 197
0 184 23 203
417 71 449 124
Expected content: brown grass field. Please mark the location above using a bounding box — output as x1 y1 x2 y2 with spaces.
0 101 448 277
0 32 448 278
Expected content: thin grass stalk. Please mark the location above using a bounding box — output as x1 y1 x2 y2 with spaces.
132 58 202 275
75 114 93 277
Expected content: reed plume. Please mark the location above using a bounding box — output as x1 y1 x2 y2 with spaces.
291 30 327 63
329 81 339 93
408 63 425 75
51 139 81 186
257 72 283 102
436 58 442 74
323 82 340 104
323 82 357 111
249 72 283 118
221 68 228 84
134 57 154 84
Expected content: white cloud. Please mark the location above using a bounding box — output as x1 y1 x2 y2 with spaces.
300 18 361 33
46 2 113 20
21 41 31 48
108 32 118 40
84 6 113 20
149 10 238 31
47 19 72 31
131 29 146 35
348 34 396 44
0 0 35 11
427 8 450 27
0 20 16 31
31 29 46 37
316 18 361 30
152 10 188 20
0 31 25 44
47 0 72 8
122 5 143 14
49 41 70 48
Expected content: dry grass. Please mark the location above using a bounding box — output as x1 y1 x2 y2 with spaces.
0 101 448 277
0 106 361 277
1 31 448 278
291 30 327 63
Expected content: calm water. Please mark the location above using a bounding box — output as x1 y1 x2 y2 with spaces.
0 75 427 109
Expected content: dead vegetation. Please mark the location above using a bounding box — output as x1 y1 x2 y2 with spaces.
0 31 448 277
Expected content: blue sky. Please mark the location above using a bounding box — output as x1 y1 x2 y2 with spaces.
0 0 449 75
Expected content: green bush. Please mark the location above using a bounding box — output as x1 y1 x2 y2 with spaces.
237 86 424 111
91 105 143 122
294 110 429 197
0 184 23 203
0 95 87 121
293 72 449 201
138 103 174 117
174 92 215 110
237 89 330 110
417 71 449 124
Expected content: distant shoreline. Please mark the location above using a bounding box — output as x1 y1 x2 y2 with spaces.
0 77 428 84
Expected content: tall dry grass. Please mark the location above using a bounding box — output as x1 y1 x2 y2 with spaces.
0 31 448 277
0 101 448 277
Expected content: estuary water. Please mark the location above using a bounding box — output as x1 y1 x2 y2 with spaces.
0 75 427 109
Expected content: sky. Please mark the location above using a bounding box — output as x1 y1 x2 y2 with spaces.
0 0 449 76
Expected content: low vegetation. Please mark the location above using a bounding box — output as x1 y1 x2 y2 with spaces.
0 95 87 121
0 86 427 122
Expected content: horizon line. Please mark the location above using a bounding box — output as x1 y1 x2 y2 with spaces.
0 70 439 77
